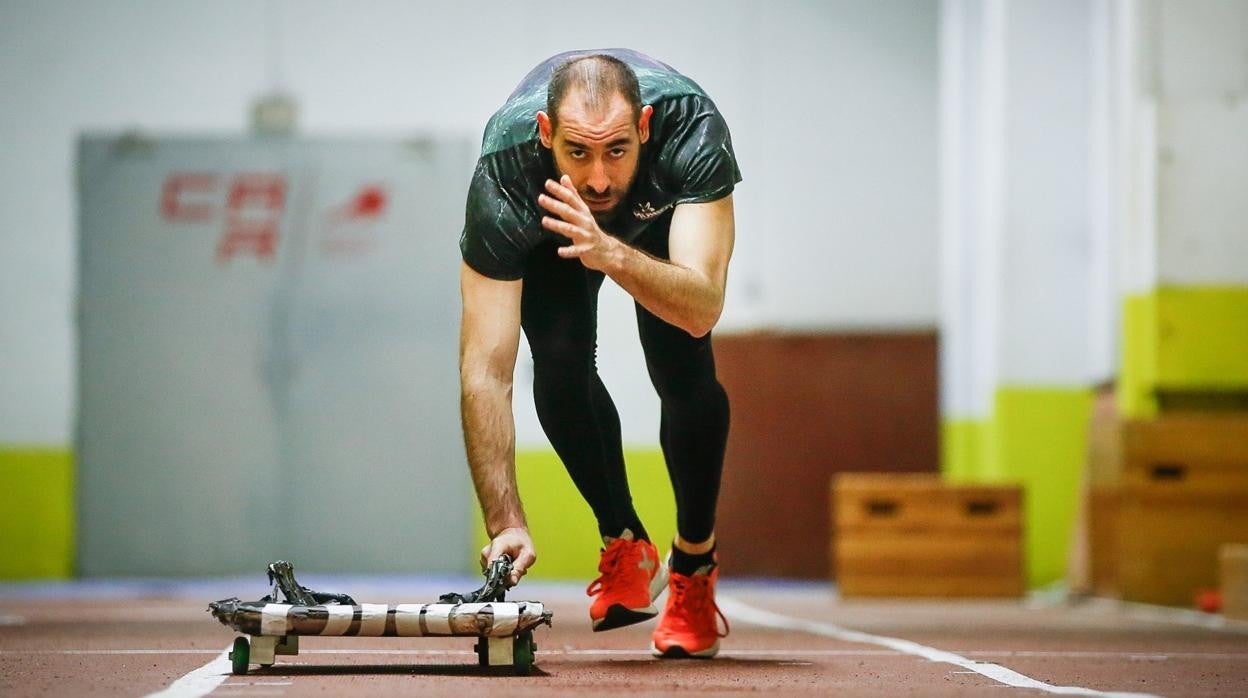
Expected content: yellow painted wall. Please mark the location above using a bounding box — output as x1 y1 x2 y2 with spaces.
992 387 1093 586
0 448 75 579
941 286 1248 585
472 448 675 580
942 418 993 483
1120 285 1248 417
942 387 1093 587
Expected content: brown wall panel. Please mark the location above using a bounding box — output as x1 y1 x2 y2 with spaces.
713 331 939 579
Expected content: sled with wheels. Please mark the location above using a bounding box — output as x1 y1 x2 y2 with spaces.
209 557 551 676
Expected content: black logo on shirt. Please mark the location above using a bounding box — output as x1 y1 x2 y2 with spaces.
633 201 674 221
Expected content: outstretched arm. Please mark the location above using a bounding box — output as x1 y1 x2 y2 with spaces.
458 261 534 584
538 175 735 337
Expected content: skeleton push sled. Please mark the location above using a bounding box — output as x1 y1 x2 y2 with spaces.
209 557 552 675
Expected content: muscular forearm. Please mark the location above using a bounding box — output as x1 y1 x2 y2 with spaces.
460 373 526 536
538 180 732 337
602 243 723 337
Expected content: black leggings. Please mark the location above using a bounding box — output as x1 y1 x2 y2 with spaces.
520 233 729 545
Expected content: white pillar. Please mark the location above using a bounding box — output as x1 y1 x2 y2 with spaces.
939 0 1006 479
941 0 1104 584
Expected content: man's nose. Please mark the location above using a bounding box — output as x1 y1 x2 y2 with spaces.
586 161 610 194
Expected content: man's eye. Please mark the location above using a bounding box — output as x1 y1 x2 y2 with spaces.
569 150 586 159
609 148 626 158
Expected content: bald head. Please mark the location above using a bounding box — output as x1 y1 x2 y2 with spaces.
546 54 642 130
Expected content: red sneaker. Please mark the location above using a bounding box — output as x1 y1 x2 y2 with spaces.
587 534 667 631
651 562 729 658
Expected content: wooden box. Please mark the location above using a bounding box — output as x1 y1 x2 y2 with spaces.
1086 488 1120 595
1222 544 1248 621
1074 391 1123 597
1116 416 1248 607
833 473 1024 598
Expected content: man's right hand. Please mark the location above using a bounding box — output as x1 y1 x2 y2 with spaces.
481 526 536 587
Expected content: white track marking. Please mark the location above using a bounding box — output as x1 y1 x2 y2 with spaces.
1028 595 1248 635
717 596 1162 698
0 614 25 625
143 647 232 698
5 607 207 622
3 647 1247 660
244 649 476 655
966 651 1171 661
1116 600 1248 634
31 650 220 655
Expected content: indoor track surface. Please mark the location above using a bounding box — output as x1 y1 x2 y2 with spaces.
2 576 1246 697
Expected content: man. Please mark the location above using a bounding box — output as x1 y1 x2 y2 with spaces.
458 49 738 658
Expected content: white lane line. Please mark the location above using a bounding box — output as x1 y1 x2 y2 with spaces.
1028 595 1248 635
2 608 207 623
1117 600 1248 635
0 614 25 625
965 651 1170 661
7 650 220 655
717 596 1163 698
143 646 232 698
272 649 475 655
2 647 1246 660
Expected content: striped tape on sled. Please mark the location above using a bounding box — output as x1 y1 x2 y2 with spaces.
209 600 551 638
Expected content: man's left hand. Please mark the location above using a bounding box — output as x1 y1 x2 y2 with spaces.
538 175 621 272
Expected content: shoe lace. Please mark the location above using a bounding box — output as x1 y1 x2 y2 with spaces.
585 538 638 597
668 574 730 638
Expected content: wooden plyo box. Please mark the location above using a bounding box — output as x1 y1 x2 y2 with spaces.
833 474 1024 598
1116 416 1248 607
1082 398 1123 597
1222 544 1248 621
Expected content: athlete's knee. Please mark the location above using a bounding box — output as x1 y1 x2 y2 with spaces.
645 344 721 401
651 369 727 409
529 335 596 373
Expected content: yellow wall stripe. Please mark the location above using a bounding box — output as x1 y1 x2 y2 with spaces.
942 387 1093 587
1121 285 1248 417
992 387 1093 587
1120 292 1160 417
0 447 75 579
472 448 675 580
942 418 992 482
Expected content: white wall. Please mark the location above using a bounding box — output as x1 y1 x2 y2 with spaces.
1152 0 1248 286
0 0 940 446
1118 0 1248 294
940 0 1105 419
998 0 1095 384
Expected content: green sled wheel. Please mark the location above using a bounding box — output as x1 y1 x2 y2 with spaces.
230 636 250 675
513 630 535 675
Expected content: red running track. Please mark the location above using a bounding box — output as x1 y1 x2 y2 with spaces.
1 578 1246 697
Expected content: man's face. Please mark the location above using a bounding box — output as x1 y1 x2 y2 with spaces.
538 90 651 222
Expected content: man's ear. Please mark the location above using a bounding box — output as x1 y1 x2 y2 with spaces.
638 105 654 144
536 111 554 149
